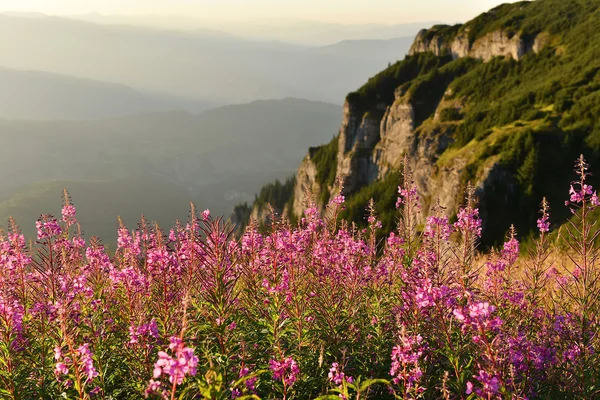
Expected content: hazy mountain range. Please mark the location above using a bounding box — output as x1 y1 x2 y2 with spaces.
0 66 214 120
65 14 439 46
0 98 341 240
0 14 420 110
0 12 430 240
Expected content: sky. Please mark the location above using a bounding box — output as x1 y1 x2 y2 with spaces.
0 0 521 24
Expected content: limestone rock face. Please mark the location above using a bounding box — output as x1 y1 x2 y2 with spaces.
409 26 549 62
286 23 548 227
336 100 382 196
374 97 415 178
409 29 452 57
533 32 551 53
450 33 470 59
470 31 526 61
291 153 322 218
374 92 459 219
338 101 382 154
289 81 510 227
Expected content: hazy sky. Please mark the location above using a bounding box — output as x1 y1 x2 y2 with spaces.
0 0 520 24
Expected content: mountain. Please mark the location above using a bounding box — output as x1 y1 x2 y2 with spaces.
66 14 439 46
65 13 237 40
0 14 420 105
306 37 415 66
0 67 214 120
0 98 341 241
228 21 443 46
235 0 600 245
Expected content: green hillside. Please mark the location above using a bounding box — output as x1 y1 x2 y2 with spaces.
349 0 599 244
240 0 600 245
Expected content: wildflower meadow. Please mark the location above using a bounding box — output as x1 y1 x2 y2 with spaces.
1 155 600 399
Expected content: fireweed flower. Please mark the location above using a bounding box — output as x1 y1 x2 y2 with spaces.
537 214 550 232
61 205 77 225
269 357 300 386
424 215 452 241
36 217 62 240
54 343 98 383
396 184 419 209
592 191 600 206
502 237 519 264
151 336 198 386
566 182 599 208
117 226 142 256
78 344 99 382
55 361 69 375
85 245 113 273
328 362 354 385
412 278 437 309
0 297 24 351
469 302 494 319
390 331 425 395
232 365 258 397
367 215 383 229
470 370 501 397
331 194 345 205
129 319 159 345
454 301 502 343
454 207 482 237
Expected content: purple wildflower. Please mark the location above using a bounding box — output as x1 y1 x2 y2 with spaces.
270 357 300 386
151 336 198 386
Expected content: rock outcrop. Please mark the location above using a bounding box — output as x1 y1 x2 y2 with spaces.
409 27 549 62
336 101 382 196
291 150 325 218
285 21 553 222
236 0 599 245
408 28 455 57
289 59 512 225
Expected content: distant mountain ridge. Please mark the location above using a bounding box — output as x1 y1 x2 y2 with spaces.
236 0 600 245
0 98 342 241
62 13 440 46
0 14 423 105
0 66 214 120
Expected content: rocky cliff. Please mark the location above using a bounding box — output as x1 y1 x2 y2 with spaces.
238 0 600 245
290 80 503 230
408 27 550 62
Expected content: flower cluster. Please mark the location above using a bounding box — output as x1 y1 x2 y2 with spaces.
269 357 300 386
454 207 482 237
396 184 419 209
36 217 62 240
390 332 424 394
151 336 199 386
1 157 600 399
328 362 353 385
129 319 159 345
54 343 98 383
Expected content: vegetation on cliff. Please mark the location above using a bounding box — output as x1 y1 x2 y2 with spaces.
235 0 600 246
310 137 339 204
231 176 296 232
